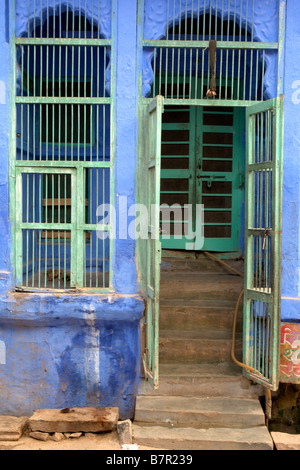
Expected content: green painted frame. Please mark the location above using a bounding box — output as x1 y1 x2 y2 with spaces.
143 95 164 389
244 96 284 391
8 0 116 293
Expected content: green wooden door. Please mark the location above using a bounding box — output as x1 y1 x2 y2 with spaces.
143 96 164 389
160 106 244 252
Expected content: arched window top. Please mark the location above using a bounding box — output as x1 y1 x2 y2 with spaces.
143 0 280 44
15 0 112 39
166 14 252 42
26 8 101 39
142 1 281 100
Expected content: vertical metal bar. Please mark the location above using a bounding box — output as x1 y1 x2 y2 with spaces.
26 174 29 286
219 0 224 99
76 168 84 287
153 48 156 98
96 168 99 287
158 47 162 96
38 174 42 288
261 50 265 101
44 174 48 287
89 169 92 287
249 0 254 101
200 0 206 99
177 0 182 99
225 0 230 100
165 0 170 98
58 174 61 289
237 0 242 100
231 0 237 100
71 45 74 161
32 175 35 286
182 0 188 99
51 173 54 288
64 173 67 287
171 0 175 98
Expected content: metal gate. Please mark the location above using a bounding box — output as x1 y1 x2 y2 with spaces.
244 96 284 390
139 0 285 390
143 96 164 389
9 0 114 292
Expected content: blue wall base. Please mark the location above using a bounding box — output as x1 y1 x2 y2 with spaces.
0 293 144 419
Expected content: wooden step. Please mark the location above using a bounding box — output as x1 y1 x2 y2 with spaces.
161 257 244 275
139 363 263 398
133 424 273 450
159 329 243 364
160 273 244 301
159 299 243 331
134 396 266 429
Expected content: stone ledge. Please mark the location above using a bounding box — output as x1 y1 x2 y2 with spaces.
271 432 300 450
29 407 119 434
0 416 29 441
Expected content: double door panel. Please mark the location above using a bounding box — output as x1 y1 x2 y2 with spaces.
160 106 244 252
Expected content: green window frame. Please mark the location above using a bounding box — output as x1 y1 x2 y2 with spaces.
9 1 116 293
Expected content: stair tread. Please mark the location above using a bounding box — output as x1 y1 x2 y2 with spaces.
159 362 242 378
161 273 243 283
133 425 273 450
136 395 264 415
159 298 241 308
160 329 242 340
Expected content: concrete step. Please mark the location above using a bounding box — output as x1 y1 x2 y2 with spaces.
134 396 266 429
161 257 244 275
133 424 273 450
159 329 243 363
159 299 243 331
160 273 244 301
139 363 264 398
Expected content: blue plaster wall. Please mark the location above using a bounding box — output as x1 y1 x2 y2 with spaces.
280 0 300 322
0 0 144 419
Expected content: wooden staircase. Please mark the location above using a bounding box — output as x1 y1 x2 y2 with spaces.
133 255 274 450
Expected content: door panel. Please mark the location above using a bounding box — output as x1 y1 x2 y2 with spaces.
198 106 244 252
243 97 283 391
160 106 244 252
143 95 164 389
160 106 195 250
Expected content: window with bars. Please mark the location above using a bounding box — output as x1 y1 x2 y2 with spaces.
10 2 114 292
141 0 281 103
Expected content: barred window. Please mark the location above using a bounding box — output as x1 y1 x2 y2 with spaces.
11 1 114 291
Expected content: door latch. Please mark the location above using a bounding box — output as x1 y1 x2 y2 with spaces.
197 174 226 188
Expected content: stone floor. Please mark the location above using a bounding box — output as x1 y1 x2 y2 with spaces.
0 429 161 451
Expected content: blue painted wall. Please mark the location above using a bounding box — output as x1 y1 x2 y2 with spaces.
281 0 300 322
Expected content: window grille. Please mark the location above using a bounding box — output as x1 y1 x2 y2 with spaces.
141 0 283 104
10 1 114 292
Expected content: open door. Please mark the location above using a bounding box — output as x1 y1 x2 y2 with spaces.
244 96 284 391
143 96 164 389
